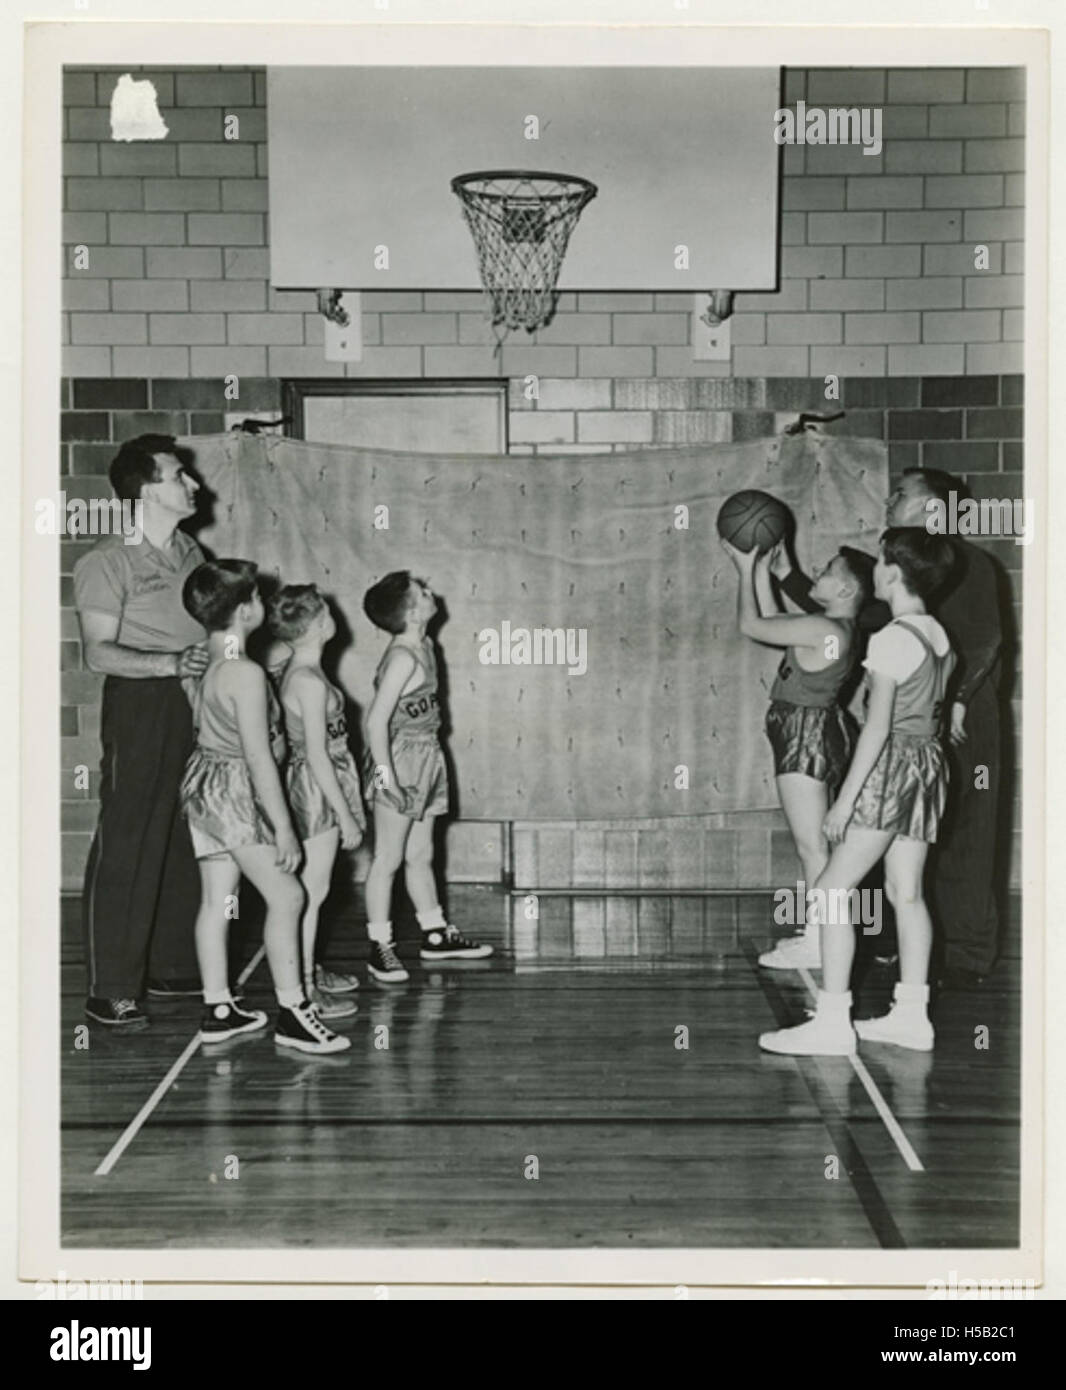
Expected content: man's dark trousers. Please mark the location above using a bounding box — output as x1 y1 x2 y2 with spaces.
82 676 200 998
929 677 1002 976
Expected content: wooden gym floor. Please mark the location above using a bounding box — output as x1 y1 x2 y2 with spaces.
60 887 1020 1249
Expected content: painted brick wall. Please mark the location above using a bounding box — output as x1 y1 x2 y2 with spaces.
59 64 1026 896
63 65 1024 381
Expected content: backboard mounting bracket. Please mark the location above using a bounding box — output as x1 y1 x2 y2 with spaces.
691 293 732 363
323 293 363 362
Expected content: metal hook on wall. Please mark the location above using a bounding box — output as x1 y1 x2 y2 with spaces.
784 411 846 435
317 289 350 326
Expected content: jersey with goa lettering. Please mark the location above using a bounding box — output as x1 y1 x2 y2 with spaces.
376 640 441 739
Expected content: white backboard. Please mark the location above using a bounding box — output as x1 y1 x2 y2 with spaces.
268 66 782 292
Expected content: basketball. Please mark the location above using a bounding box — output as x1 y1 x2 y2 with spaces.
715 490 791 554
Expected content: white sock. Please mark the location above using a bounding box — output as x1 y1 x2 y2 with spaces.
816 989 853 1023
893 982 930 1017
276 985 304 1008
367 920 393 945
417 906 447 933
203 988 231 1007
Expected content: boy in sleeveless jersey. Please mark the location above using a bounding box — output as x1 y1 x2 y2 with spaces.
722 539 873 970
361 573 492 982
759 529 956 1056
268 585 366 1019
180 560 349 1054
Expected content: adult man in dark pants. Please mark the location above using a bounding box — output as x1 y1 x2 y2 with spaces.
778 466 1006 987
74 436 209 1027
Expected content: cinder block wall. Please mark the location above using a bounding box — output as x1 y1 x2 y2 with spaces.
60 65 1025 895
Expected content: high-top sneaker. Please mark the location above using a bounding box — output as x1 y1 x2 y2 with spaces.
200 999 268 1043
759 990 856 1056
419 925 493 960
368 940 410 983
274 999 351 1054
758 932 820 971
855 983 934 1051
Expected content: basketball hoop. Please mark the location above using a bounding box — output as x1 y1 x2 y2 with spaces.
451 170 597 349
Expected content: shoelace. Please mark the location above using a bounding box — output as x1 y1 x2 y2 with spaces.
291 1000 336 1039
435 926 477 948
113 999 139 1019
378 944 404 971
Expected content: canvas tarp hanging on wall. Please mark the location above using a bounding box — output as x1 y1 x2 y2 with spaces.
187 429 887 821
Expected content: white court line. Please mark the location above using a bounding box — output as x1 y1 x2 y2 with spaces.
798 965 925 1174
235 943 267 990
93 1033 202 1177
93 945 269 1177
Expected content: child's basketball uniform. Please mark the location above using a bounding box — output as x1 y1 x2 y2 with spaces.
364 640 449 821
765 618 857 790
280 666 367 842
851 615 956 842
180 659 287 859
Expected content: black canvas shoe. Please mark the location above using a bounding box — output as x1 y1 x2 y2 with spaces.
368 940 410 983
200 999 268 1043
85 997 149 1028
147 977 203 998
274 1000 351 1054
419 926 493 960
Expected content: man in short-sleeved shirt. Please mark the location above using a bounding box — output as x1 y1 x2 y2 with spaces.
74 529 206 654
74 435 209 1027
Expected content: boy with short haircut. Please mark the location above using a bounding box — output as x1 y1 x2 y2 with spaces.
758 529 956 1056
723 540 873 970
180 560 350 1054
268 584 366 1018
361 572 492 982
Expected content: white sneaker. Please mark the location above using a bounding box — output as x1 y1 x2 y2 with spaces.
308 985 358 1020
758 934 821 970
855 1008 934 1052
275 1000 351 1054
759 1015 856 1056
314 964 360 994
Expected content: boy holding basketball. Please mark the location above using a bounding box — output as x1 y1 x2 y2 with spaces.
758 529 956 1056
722 533 873 969
361 572 492 982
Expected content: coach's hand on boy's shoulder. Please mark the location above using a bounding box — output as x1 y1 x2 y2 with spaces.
176 641 210 678
823 796 855 844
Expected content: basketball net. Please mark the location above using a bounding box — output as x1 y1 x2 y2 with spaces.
451 171 597 357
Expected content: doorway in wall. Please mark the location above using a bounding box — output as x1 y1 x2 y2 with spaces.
282 378 509 453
